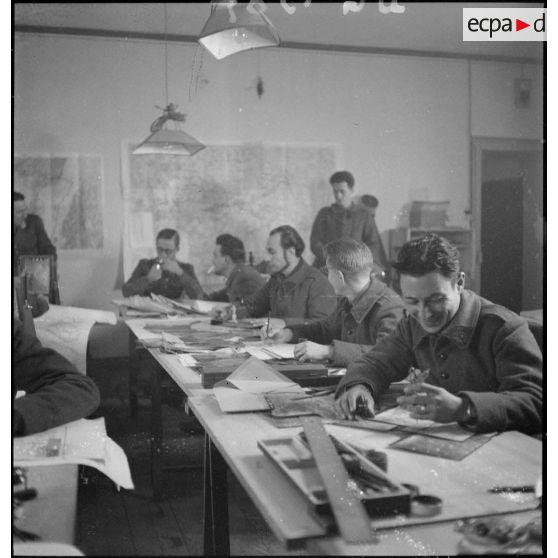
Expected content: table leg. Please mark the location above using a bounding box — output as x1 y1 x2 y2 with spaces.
203 434 230 556
150 361 163 501
128 330 139 418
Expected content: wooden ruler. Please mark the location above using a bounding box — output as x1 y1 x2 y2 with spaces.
299 415 377 544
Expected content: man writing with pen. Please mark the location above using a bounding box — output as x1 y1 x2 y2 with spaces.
217 225 336 326
335 233 542 434
264 239 404 366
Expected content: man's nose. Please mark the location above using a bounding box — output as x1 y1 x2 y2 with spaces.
420 303 434 319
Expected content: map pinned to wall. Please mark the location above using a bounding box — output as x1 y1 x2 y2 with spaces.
14 155 104 249
122 142 340 281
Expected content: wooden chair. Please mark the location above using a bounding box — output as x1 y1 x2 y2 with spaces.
17 255 60 304
13 276 36 337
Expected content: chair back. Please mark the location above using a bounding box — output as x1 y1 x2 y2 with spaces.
17 255 60 304
525 317 543 353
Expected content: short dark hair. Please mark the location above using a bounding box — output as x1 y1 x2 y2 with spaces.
324 239 373 276
14 191 25 202
156 228 180 248
216 233 246 264
361 194 379 209
269 225 305 257
392 233 460 279
329 171 355 189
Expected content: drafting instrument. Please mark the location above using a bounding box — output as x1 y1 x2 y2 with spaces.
292 387 336 401
488 485 535 494
410 494 443 516
408 366 430 424
299 415 377 544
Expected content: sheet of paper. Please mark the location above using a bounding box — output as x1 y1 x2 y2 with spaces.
161 331 187 347
213 385 270 413
177 354 199 367
241 346 274 360
112 295 174 314
400 422 476 442
260 344 296 360
37 304 117 325
34 304 119 373
14 418 134 489
371 406 435 428
34 320 92 374
226 357 303 394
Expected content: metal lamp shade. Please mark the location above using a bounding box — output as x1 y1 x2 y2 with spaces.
133 129 206 156
199 4 280 60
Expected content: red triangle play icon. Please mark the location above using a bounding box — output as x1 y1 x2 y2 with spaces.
516 19 530 31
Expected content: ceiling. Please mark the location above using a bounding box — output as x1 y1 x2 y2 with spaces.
14 2 543 61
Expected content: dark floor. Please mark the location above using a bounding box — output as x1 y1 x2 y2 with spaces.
80 358 307 556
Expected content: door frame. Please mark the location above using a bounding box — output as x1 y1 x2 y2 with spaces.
471 137 543 296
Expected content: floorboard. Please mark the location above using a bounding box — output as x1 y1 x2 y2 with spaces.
78 359 308 556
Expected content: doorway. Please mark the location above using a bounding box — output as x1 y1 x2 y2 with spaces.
471 138 543 313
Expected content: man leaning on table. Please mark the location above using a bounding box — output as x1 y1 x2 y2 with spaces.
265 239 404 366
221 225 336 327
335 233 542 434
122 228 204 300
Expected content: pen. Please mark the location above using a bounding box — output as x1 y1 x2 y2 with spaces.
488 485 535 494
265 311 271 338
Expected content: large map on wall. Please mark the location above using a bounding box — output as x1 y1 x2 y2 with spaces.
123 143 339 282
14 155 104 249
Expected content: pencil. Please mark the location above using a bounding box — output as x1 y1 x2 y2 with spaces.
265 312 271 338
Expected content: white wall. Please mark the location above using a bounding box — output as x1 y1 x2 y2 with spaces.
14 33 543 309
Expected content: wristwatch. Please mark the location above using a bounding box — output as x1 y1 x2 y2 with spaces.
460 398 477 426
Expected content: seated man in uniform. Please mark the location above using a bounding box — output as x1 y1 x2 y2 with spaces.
206 233 266 303
13 191 57 275
335 233 542 434
227 225 336 327
265 239 404 366
122 228 204 300
13 319 100 437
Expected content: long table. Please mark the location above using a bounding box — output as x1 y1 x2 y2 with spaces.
124 317 543 555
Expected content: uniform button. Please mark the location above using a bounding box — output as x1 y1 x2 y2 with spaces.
347 329 353 336
440 371 449 379
439 353 447 360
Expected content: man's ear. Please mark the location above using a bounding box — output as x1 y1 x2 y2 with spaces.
285 247 297 261
333 269 345 285
456 272 465 290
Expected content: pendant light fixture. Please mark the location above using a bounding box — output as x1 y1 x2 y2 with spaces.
133 4 205 156
198 0 280 60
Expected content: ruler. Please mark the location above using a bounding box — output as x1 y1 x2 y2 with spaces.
299 416 377 544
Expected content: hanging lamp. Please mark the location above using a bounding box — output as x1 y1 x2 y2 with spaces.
133 4 205 156
198 1 280 60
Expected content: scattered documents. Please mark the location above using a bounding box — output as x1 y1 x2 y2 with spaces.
14 418 134 489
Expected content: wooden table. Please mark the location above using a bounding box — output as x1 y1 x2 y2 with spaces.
13 465 80 554
123 317 543 555
187 393 543 556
